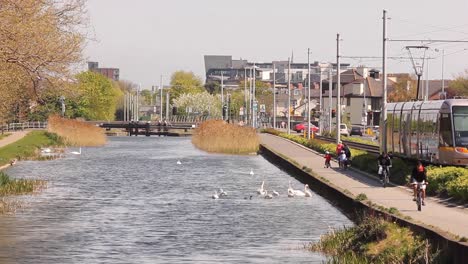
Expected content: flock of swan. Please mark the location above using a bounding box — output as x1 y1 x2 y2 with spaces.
211 168 313 200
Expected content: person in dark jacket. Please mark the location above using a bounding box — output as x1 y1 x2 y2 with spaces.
377 152 392 181
410 160 428 205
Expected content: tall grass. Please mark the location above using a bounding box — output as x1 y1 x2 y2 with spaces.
308 216 445 263
192 120 259 154
0 172 46 196
47 115 106 146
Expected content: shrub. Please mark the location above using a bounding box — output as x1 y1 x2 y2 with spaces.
446 174 468 201
426 166 468 196
261 128 281 136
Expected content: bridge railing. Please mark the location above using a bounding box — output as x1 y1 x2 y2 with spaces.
1 121 48 131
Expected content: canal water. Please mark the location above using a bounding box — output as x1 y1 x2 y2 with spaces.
0 137 352 263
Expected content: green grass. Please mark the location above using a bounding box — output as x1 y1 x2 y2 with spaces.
0 131 64 166
0 172 46 196
308 216 445 263
355 193 368 201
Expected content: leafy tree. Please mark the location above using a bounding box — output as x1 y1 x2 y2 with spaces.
169 71 205 99
173 92 221 117
204 81 220 94
73 71 122 121
388 76 417 102
140 89 156 105
450 70 468 97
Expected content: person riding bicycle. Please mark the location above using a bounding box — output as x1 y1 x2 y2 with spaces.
377 152 392 182
411 160 428 205
324 151 332 168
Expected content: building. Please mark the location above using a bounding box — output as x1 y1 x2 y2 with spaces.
88 61 120 81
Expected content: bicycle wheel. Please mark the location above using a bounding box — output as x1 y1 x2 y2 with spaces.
417 190 422 211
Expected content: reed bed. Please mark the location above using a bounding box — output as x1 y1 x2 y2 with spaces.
47 115 106 146
0 172 46 196
192 120 259 154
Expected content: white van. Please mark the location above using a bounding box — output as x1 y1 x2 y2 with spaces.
339 123 349 137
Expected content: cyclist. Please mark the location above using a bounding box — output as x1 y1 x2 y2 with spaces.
338 150 347 169
324 151 332 168
410 160 428 205
377 152 392 183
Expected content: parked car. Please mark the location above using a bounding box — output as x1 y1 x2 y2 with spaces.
339 123 349 137
350 126 364 136
294 122 319 133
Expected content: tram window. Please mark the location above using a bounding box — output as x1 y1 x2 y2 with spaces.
439 114 453 147
453 106 468 147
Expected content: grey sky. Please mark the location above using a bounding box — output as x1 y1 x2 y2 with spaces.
84 0 468 89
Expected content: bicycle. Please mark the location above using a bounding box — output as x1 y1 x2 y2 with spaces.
380 165 391 187
413 182 427 211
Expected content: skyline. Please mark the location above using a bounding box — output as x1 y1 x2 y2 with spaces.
84 0 468 88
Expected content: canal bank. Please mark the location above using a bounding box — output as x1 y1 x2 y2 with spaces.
259 133 468 263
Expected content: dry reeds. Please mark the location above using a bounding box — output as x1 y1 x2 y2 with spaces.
47 115 106 146
192 120 259 154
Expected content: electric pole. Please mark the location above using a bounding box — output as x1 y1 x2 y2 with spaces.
336 33 341 144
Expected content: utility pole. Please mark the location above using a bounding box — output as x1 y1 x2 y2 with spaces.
329 67 332 134
252 63 256 128
287 57 291 135
137 84 140 121
382 9 388 153
273 63 276 129
244 68 247 123
425 58 429 101
166 91 170 120
221 72 224 120
319 66 323 135
441 49 445 97
249 67 252 125
307 48 311 139
336 33 341 144
124 93 127 121
160 75 163 120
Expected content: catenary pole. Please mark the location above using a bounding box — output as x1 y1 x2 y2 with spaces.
336 33 341 144
287 57 291 135
382 9 388 153
329 67 332 134
307 48 311 139
319 66 323 135
273 63 276 129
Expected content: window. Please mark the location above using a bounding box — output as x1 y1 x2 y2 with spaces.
453 106 468 147
439 113 453 147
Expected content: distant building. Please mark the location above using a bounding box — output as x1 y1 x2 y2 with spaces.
88 61 120 81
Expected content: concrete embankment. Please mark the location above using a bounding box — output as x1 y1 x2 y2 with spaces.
259 134 468 263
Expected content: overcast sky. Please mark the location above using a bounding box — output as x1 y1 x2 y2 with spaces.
84 0 468 89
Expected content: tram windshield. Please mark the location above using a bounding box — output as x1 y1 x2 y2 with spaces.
453 106 468 147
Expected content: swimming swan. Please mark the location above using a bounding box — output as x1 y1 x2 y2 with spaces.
304 184 312 197
257 181 266 196
249 169 254 176
70 147 81 155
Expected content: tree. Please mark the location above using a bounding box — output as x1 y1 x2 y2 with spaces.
172 92 221 117
450 70 468 97
140 89 155 105
0 0 87 124
388 76 417 102
169 71 204 99
73 71 122 121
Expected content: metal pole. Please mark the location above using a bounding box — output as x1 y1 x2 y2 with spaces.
124 93 127 121
329 67 332 134
319 66 323 135
160 75 163 120
287 57 291 135
336 33 341 144
253 63 256 128
166 91 169 120
273 63 276 129
221 72 224 120
307 48 311 139
244 68 247 123
249 68 252 125
425 58 429 101
382 9 388 153
441 49 445 96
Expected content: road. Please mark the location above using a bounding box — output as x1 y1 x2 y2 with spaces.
260 133 468 238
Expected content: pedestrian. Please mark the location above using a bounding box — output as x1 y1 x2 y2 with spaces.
343 143 351 160
336 141 343 156
324 151 332 168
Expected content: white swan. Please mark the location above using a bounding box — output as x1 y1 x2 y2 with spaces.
219 188 227 197
176 160 182 165
257 181 266 196
304 184 313 197
41 148 51 153
264 190 273 199
272 190 280 196
249 169 254 176
289 181 305 197
70 147 81 155
212 191 219 199
287 181 295 197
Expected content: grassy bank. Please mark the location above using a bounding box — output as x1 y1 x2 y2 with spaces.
0 130 64 166
262 128 468 202
192 120 259 154
307 216 446 263
47 115 106 146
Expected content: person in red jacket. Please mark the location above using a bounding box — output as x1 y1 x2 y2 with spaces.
324 151 332 168
336 141 343 156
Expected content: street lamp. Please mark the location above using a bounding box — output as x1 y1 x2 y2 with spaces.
435 48 445 98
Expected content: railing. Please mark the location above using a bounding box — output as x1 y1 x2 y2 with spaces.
1 121 48 131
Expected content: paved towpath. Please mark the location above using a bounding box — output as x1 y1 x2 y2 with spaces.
260 133 468 238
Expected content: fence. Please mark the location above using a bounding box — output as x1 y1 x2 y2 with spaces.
1 121 48 131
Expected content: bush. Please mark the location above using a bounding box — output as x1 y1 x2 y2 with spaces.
261 128 281 136
446 174 468 201
426 166 468 197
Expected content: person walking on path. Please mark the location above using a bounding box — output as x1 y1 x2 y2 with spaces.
335 141 343 157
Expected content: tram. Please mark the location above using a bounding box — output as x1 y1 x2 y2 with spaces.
383 99 468 166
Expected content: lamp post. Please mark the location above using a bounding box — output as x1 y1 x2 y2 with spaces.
159 76 163 120
435 48 445 98
307 48 311 139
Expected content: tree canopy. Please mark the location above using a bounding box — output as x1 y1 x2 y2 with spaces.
450 70 468 97
169 71 205 99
